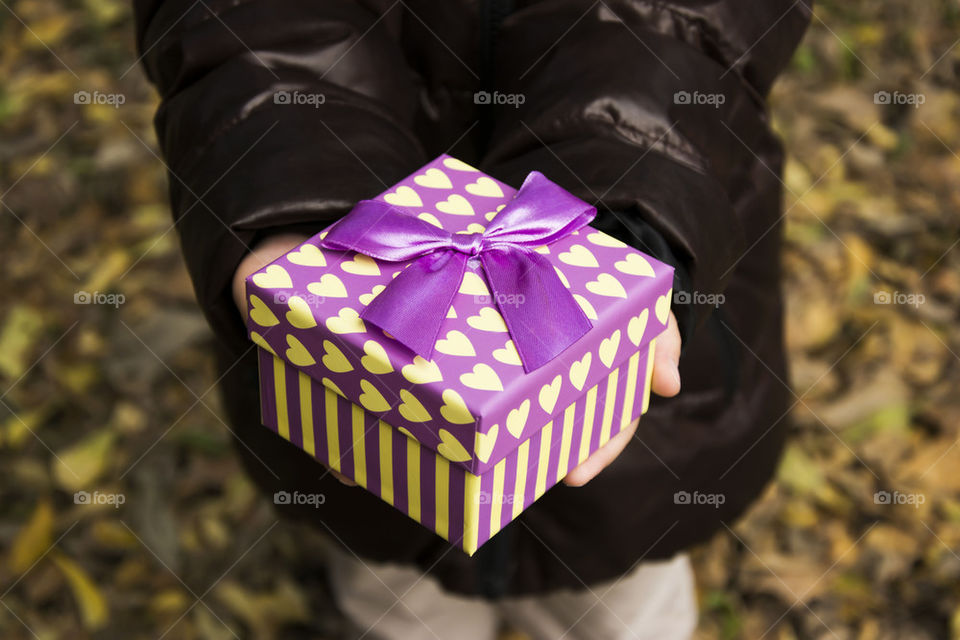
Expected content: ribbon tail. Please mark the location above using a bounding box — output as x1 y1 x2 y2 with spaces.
361 250 467 360
480 247 592 372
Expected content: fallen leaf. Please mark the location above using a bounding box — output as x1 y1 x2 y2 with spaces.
9 500 54 574
51 551 109 630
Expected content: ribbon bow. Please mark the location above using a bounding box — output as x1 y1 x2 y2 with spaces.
321 170 595 372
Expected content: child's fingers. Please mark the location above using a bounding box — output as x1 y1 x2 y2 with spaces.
330 469 358 487
563 418 639 487
233 233 311 319
651 312 681 398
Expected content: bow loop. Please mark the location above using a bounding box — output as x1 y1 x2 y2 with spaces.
320 169 596 372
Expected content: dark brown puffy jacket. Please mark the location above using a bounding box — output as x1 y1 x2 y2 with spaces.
133 0 811 597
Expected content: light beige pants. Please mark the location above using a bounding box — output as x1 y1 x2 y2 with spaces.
326 547 697 640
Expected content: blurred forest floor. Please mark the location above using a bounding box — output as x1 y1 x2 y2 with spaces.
1 1 959 639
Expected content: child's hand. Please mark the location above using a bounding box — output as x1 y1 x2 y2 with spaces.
233 233 357 487
562 311 681 487
232 233 311 321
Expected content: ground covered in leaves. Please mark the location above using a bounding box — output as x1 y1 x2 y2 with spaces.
1 1 959 639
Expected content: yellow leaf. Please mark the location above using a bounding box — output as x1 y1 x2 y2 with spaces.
53 429 116 491
149 588 190 617
9 500 54 573
90 520 138 550
51 551 109 630
83 249 130 294
3 408 50 449
0 305 45 379
22 14 72 48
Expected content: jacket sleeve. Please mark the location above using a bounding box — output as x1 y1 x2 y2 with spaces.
133 0 427 352
484 0 812 341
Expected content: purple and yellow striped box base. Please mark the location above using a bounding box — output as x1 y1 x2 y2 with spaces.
256 340 656 554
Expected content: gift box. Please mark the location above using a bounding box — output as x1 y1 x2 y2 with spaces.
246 155 673 554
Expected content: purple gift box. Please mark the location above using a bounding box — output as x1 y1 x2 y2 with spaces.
246 155 673 553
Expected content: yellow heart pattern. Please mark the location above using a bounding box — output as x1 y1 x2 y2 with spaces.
249 331 277 356
656 288 672 324
466 307 508 333
360 339 393 374
599 330 621 368
440 389 474 424
249 294 279 327
320 340 353 373
414 167 453 189
442 157 479 172
326 307 366 334
358 284 385 306
538 375 562 414
436 194 475 216
401 356 443 384
615 253 655 277
398 389 431 422
417 212 443 228
460 363 503 392
437 429 471 462
285 295 317 329
558 244 599 268
554 266 570 288
569 352 592 391
573 294 597 320
252 264 292 289
307 274 348 298
627 309 649 346
358 379 390 412
465 176 504 198
341 253 380 276
586 231 627 248
459 271 489 295
384 185 422 208
492 339 521 366
475 424 498 463
285 334 315 367
484 204 506 221
321 377 345 397
287 244 326 267
506 399 530 438
435 330 475 357
586 273 627 299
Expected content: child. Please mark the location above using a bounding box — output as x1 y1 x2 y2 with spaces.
134 1 811 637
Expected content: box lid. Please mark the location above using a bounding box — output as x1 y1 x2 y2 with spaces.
246 154 673 474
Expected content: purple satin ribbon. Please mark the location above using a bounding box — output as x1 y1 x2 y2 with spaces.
320 170 595 372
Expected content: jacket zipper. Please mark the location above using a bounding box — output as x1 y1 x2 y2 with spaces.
477 0 513 157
